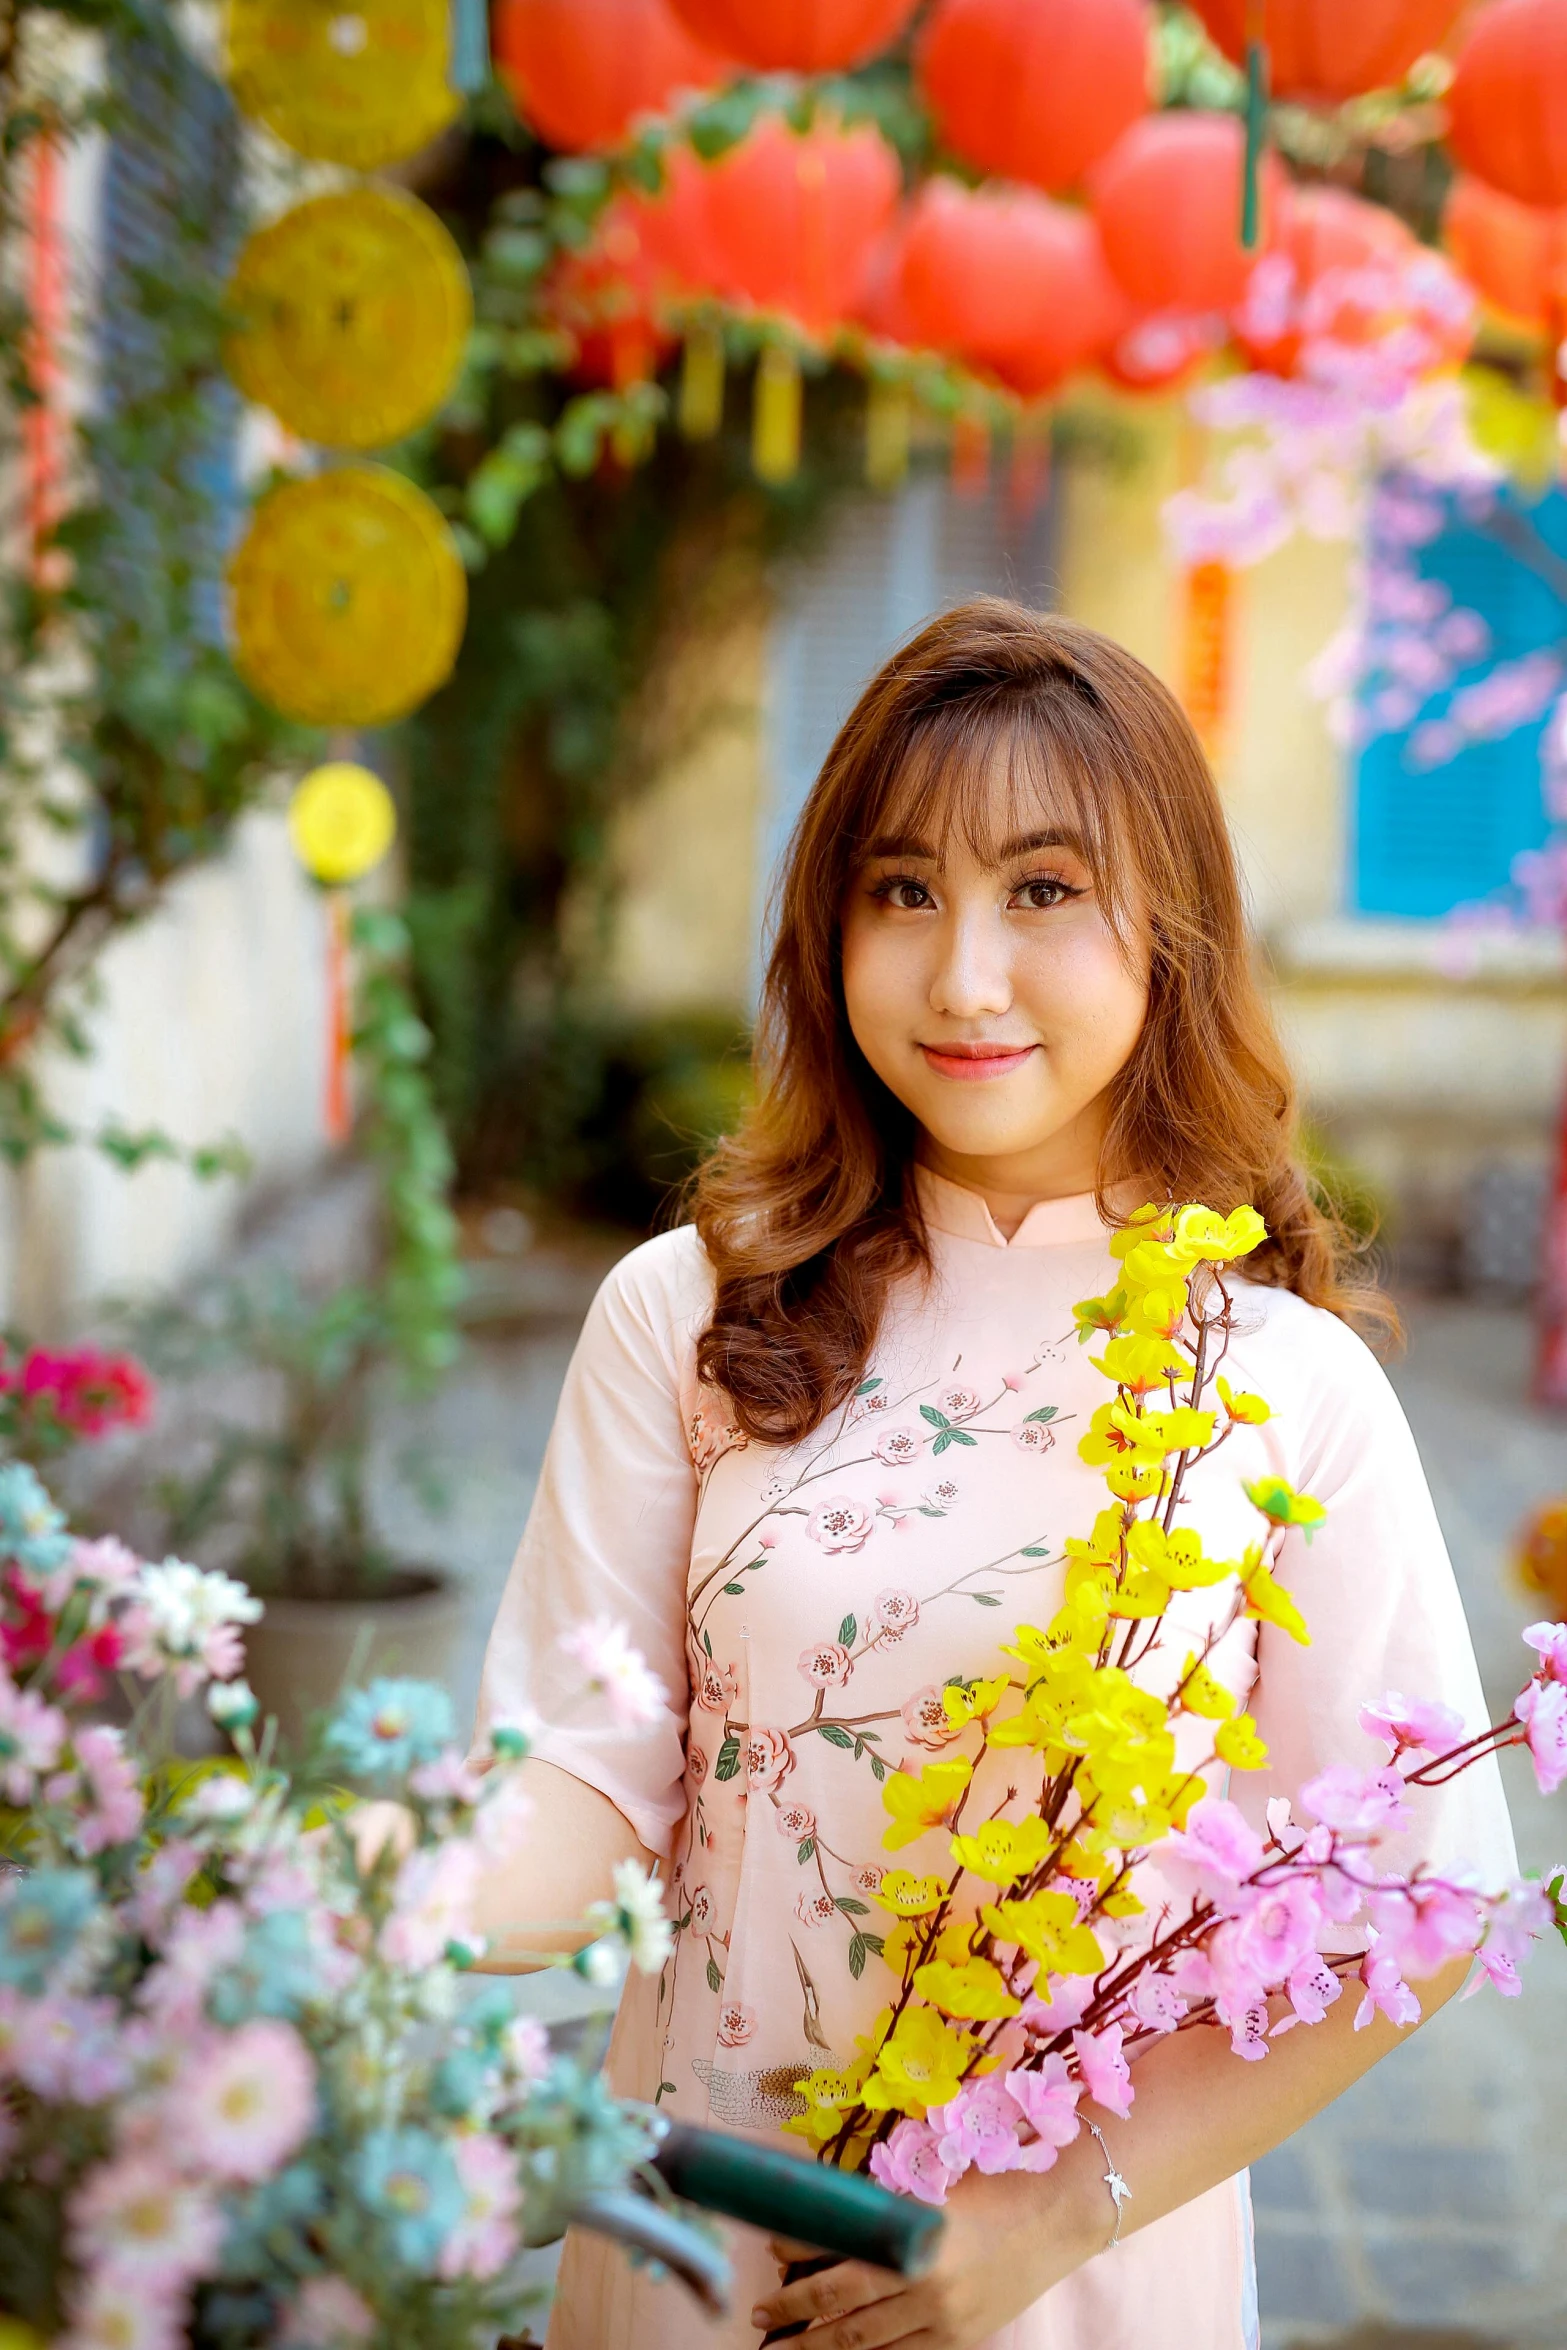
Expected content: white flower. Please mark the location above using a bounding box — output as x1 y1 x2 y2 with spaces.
588 1858 673 1974
122 1558 262 1694
558 1617 669 1731
179 1772 254 1825
502 2012 551 2088
63 2266 184 2350
206 1678 259 1731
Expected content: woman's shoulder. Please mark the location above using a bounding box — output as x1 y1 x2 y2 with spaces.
589 1223 715 1369
1221 1274 1401 1419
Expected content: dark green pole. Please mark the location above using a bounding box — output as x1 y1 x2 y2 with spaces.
1241 22 1270 250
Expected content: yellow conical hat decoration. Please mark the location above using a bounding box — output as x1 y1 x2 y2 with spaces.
225 0 459 169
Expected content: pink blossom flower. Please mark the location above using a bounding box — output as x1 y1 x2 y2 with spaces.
62 2268 184 2350
871 1588 918 1641
874 1426 924 1467
806 1497 874 1555
922 1478 961 1512
937 1386 981 1421
849 1387 891 1421
139 1899 247 2031
559 1617 668 1731
744 1727 795 1794
380 1839 482 1969
1523 1621 1567 1681
1515 1677 1567 1795
71 1723 144 1855
69 2154 222 2286
0 1668 66 1801
1370 1876 1484 1979
1019 1974 1096 2040
1073 2024 1133 2118
1158 1796 1265 1903
14 1992 132 2104
1484 1876 1553 1971
900 1686 962 1750
932 2077 1027 2175
869 2116 964 2204
1002 1371 1026 1392
689 1883 716 1931
1354 1933 1422 2030
438 2132 521 2281
1231 1877 1326 1982
775 1804 815 1841
1012 1420 1056 1455
1128 1971 1185 2036
66 1535 142 1604
408 1749 486 1806
797 1640 853 1690
280 2277 375 2350
696 1659 739 1713
758 1526 779 1546
1301 1764 1412 1837
1005 2053 1083 2157
1265 1796 1303 1853
794 1889 837 1930
855 1864 884 1895
171 2018 316 2181
687 1742 708 1782
502 2013 551 2087
717 2000 756 2047
1273 1952 1342 2033
1229 2001 1272 2061
1358 1691 1465 1763
1169 1947 1217 2003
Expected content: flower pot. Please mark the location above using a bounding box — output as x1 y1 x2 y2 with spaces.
242 1569 466 1749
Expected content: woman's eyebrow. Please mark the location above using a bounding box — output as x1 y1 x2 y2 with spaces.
997 826 1086 860
862 832 939 861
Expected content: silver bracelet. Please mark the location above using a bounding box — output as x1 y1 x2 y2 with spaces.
1084 2118 1132 2249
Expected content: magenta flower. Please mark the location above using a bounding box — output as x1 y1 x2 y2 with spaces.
69 1724 144 1855
1515 1678 1567 1796
1523 1620 1567 1681
806 1496 874 1555
0 1669 66 1802
797 1640 853 1690
1483 1876 1553 1972
869 2116 964 2205
1354 1934 1422 2031
1358 1690 1465 1762
1301 1764 1411 1837
1228 2000 1272 2061
1019 1973 1095 2039
1370 1877 1484 1979
1072 2023 1134 2118
1005 2053 1083 2157
743 1726 795 1794
69 2153 222 2287
12 1991 132 2104
931 2077 1027 2176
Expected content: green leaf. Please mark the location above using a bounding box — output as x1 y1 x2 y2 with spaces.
723 1583 746 1596
855 1377 883 1397
1021 1545 1051 1559
706 1955 722 1993
919 1404 951 1428
838 1613 857 1647
949 1429 977 1446
797 1837 816 1864
702 1628 713 1658
848 1932 868 1980
1026 1406 1059 1423
971 1592 1003 1606
932 1430 952 1457
674 1909 693 1930
714 1735 742 1782
656 2081 677 2102
860 1932 885 1956
835 1896 870 1916
816 1722 854 1750
869 1754 887 1781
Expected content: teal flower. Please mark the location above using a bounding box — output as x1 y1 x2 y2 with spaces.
0 1462 72 1576
351 2125 464 2267
325 1680 455 1782
210 1908 317 2025
0 1867 98 1993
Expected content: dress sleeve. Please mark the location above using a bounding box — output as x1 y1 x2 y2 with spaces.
1229 1306 1518 1903
471 1230 705 1859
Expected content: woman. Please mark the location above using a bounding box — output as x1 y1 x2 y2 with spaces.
473 601 1513 2350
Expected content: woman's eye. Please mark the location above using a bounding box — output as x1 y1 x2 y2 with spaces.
1011 877 1074 911
874 877 935 911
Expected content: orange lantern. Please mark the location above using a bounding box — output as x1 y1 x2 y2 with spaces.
897 178 1119 393
1187 0 1462 105
1236 184 1410 373
1089 112 1285 312
493 0 730 153
1100 303 1224 393
700 112 901 340
1444 171 1567 333
1449 0 1567 210
916 0 1149 195
666 0 917 70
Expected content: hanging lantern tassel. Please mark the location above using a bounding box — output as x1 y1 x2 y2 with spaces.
950 410 990 499
680 321 726 440
753 343 802 485
1180 558 1234 757
865 374 911 491
1008 406 1052 519
1240 0 1270 251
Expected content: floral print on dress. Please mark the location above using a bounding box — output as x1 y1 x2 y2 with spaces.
797 1640 853 1689
806 1496 875 1554
696 1660 739 1711
742 1727 795 1793
901 1685 963 1748
716 2001 756 2048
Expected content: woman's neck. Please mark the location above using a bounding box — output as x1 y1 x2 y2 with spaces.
917 1131 1104 1241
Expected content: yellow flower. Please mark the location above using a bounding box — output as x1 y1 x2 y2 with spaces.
1242 1556 1312 1647
1123 1283 1189 1340
881 1757 973 1852
1109 1206 1179 1261
884 1915 977 1977
1093 1789 1174 1846
1161 1769 1205 1827
1107 1566 1170 1620
982 1889 1103 1975
1178 1652 1237 1720
1172 1203 1267 1264
876 1870 951 1917
1215 1712 1270 1770
942 1674 1011 1730
1217 1375 1271 1426
1073 1288 1129 1344
1063 1506 1127 1571
1104 1459 1163 1501
949 1815 1054 1885
1101 1883 1145 1919
1078 1400 1168 1471
1141 1406 1216 1455
1128 1521 1228 1591
287 760 396 885
913 1956 1021 2020
783 2062 869 2144
1243 1477 1327 1539
1091 1333 1193 1394
862 2007 971 2115
1119 1236 1192 1291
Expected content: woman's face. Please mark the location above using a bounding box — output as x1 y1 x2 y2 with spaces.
839 756 1151 1202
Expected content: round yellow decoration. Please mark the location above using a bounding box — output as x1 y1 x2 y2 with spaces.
226 0 459 170
227 189 472 451
229 466 467 728
288 762 397 883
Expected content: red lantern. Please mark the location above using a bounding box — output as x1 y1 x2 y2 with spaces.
1445 172 1567 333
1089 112 1285 312
1187 0 1462 105
700 113 901 339
493 0 730 154
916 0 1150 195
897 177 1120 392
666 0 917 71
1235 185 1409 373
1449 0 1567 210
544 194 680 386
1100 302 1224 393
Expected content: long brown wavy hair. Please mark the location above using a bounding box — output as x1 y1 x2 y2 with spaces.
693 597 1384 1445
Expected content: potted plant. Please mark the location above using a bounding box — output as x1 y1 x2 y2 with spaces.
134 909 470 1743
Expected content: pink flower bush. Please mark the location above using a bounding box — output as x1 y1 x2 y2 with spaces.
1301 1764 1412 1838
1356 1934 1422 2030
869 2117 963 2205
1515 1678 1567 1796
0 1666 66 1800
1004 2054 1083 2158
806 1496 874 1555
66 1724 144 1856
1072 2024 1133 2118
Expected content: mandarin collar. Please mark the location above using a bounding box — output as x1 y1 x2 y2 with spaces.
914 1165 1110 1249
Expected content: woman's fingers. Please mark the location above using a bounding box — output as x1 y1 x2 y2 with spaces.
751 2260 899 2335
769 2237 824 2266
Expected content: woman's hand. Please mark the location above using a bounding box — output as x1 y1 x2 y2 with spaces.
749 2160 1105 2348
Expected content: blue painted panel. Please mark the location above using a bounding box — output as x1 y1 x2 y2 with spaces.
1353 483 1567 919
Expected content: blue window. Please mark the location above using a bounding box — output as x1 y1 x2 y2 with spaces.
1353 478 1567 919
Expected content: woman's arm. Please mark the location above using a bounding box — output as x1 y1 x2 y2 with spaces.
752 1955 1470 2348
468 1758 661 1972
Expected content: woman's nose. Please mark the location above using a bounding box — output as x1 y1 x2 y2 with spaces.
927 912 1013 1020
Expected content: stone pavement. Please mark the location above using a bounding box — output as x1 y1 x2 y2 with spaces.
385 1260 1567 2350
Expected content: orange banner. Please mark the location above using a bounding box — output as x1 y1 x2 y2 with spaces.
1181 558 1234 757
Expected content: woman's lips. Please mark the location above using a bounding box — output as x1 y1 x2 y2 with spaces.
918 1042 1039 1082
